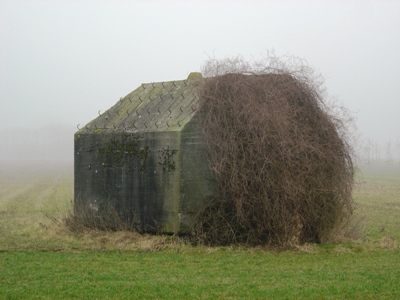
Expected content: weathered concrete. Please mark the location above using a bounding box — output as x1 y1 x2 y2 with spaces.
74 73 215 233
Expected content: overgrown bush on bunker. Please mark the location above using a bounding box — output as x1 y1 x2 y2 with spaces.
193 56 355 247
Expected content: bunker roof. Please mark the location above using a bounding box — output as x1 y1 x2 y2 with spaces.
77 72 203 134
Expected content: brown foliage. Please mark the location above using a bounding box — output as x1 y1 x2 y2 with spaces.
193 57 355 247
65 200 142 233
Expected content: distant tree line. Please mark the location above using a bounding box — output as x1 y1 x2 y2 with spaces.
357 137 400 165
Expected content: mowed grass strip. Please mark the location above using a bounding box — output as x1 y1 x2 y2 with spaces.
1 250 399 299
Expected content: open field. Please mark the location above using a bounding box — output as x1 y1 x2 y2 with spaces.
0 161 399 299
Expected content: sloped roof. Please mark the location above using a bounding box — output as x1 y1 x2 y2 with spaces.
77 73 203 134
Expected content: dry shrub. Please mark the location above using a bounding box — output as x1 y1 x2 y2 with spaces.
64 200 141 233
193 55 355 247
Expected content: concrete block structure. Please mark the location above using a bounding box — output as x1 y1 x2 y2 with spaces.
74 73 214 233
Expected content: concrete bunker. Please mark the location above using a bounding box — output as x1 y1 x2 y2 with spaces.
74 73 214 233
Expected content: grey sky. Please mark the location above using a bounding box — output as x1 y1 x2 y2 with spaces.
1 1 399 151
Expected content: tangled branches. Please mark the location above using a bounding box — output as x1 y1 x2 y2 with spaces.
193 56 355 247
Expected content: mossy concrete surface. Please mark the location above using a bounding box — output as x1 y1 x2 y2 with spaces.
76 73 203 134
74 74 215 233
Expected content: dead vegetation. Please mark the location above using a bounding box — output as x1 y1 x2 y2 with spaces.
65 200 142 233
193 56 355 247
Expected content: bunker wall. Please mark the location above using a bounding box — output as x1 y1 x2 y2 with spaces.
74 131 181 233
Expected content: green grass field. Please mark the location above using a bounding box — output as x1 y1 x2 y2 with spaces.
0 161 399 299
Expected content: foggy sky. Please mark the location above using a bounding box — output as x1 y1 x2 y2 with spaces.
1 1 399 161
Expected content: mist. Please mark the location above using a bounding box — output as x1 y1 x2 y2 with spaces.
1 1 399 163
0 124 75 161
